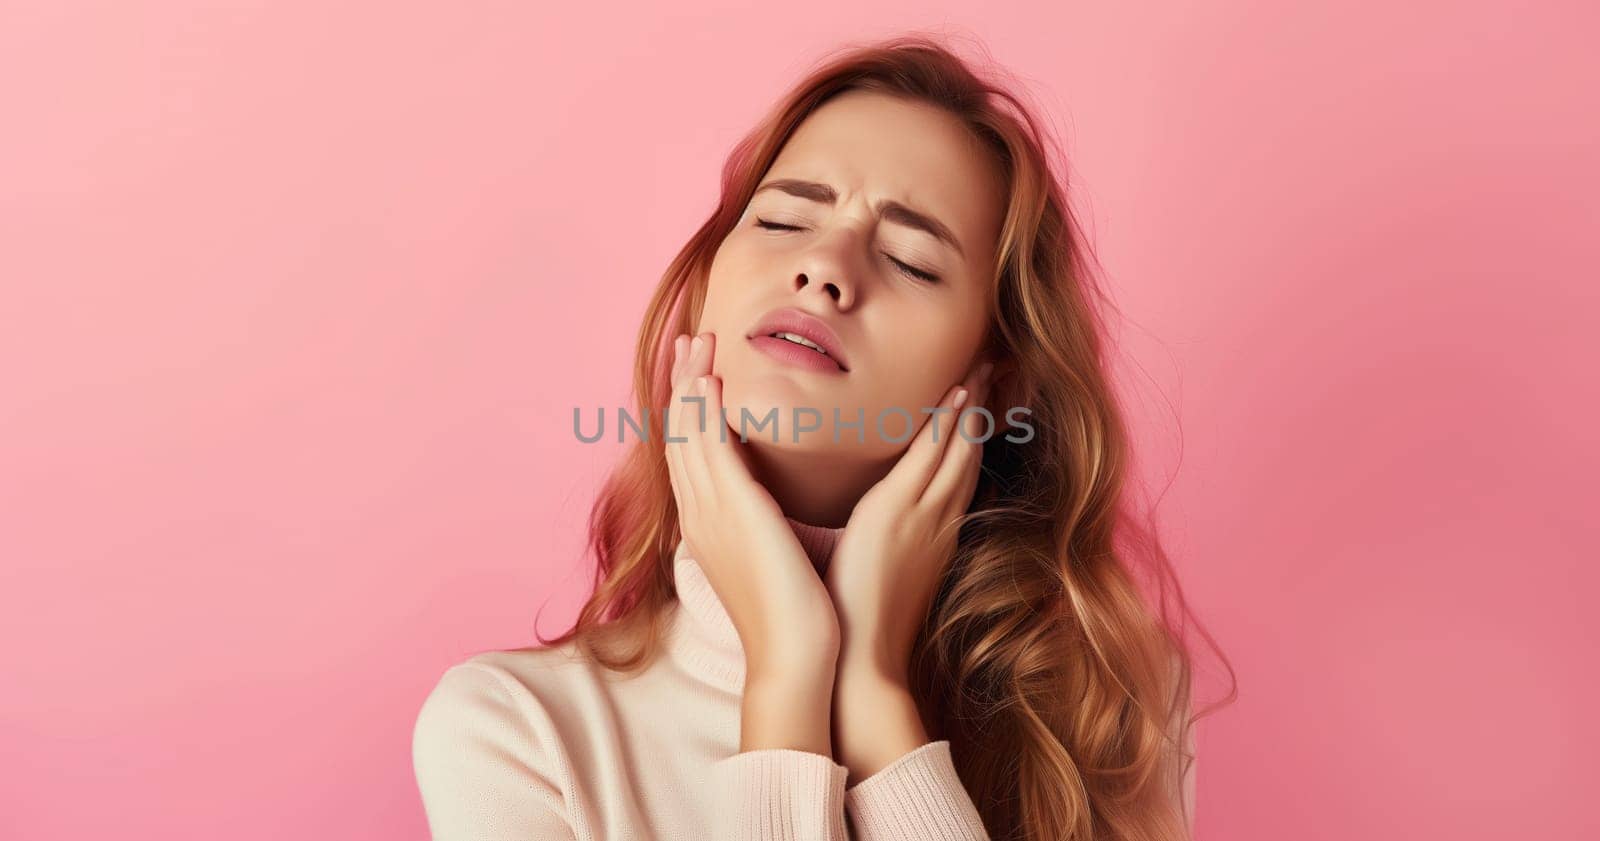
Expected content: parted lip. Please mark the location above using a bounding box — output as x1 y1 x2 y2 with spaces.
745 307 850 372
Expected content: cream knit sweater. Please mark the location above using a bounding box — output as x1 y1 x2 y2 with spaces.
412 517 1195 839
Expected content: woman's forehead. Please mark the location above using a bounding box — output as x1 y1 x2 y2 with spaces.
776 93 991 191
764 93 1005 259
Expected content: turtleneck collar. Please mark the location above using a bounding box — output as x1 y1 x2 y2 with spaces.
663 516 845 695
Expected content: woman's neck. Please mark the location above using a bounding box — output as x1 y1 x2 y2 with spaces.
737 439 896 528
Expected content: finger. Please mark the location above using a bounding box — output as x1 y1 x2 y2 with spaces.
667 333 711 495
697 369 751 488
674 332 703 393
670 333 689 383
960 363 997 440
689 334 768 509
666 423 691 519
696 333 732 455
873 381 968 506
923 371 993 510
664 339 697 517
677 334 716 505
908 359 992 505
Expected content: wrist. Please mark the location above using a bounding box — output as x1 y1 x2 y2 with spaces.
836 636 910 687
741 666 836 756
830 671 928 780
746 626 841 679
740 591 841 669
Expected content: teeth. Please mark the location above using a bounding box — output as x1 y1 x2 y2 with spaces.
771 332 827 355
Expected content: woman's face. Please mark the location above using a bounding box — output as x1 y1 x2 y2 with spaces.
699 89 1005 461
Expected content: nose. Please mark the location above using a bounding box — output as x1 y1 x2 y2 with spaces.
793 271 852 309
791 227 862 309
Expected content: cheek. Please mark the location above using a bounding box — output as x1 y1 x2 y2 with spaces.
701 244 777 333
697 264 762 379
698 256 746 334
862 316 972 407
703 239 758 303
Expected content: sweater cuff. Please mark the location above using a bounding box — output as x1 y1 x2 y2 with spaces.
844 741 988 840
709 749 849 840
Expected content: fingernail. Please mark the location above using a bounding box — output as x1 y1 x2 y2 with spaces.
953 387 969 409
691 334 704 354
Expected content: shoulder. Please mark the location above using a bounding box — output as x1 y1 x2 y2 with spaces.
411 644 600 768
414 643 598 731
410 644 611 822
411 646 598 835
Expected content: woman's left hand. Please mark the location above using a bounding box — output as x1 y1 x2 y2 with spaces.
824 358 996 686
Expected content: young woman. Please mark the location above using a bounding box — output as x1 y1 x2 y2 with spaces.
414 34 1229 841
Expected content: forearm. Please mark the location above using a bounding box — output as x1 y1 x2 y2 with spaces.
715 654 852 841
831 656 992 841
741 648 839 757
831 656 929 782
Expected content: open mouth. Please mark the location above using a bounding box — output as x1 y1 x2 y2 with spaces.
747 332 848 374
769 331 831 357
745 306 850 373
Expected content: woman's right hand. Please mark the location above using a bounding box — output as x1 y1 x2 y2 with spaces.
665 331 841 685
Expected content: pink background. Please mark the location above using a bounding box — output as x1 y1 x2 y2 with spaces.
2 2 1595 839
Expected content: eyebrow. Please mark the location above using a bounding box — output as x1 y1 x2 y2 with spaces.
752 178 966 259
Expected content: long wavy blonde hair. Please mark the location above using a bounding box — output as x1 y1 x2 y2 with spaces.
533 32 1236 841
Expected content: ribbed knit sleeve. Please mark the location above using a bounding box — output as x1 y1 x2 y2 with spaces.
412 663 578 841
844 741 989 840
708 749 850 840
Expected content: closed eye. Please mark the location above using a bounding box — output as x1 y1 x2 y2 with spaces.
754 217 941 284
888 257 940 283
